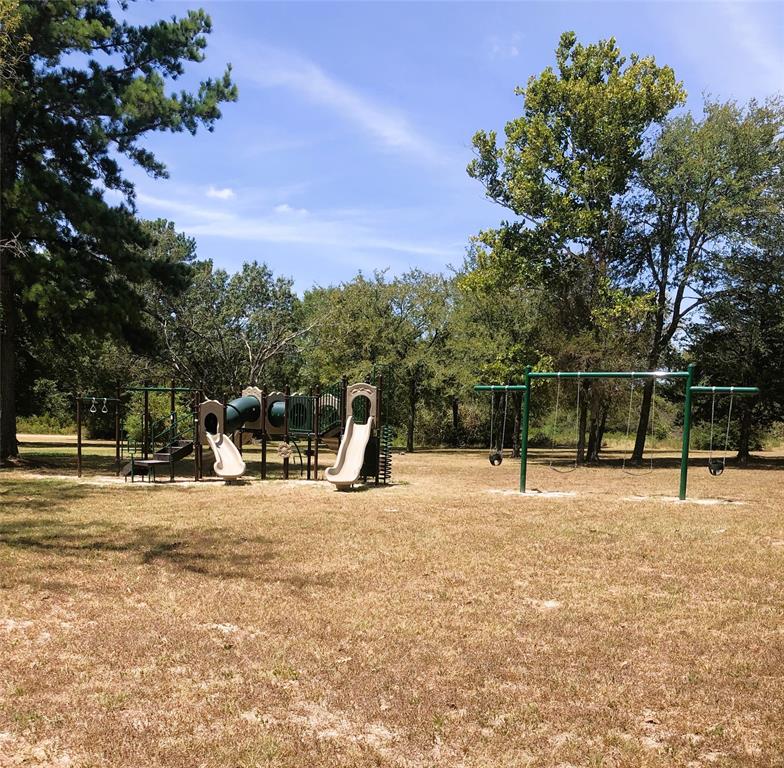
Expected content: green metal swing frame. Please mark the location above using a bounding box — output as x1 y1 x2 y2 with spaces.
475 364 759 500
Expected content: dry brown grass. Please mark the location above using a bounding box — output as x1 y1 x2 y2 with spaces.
1 446 783 767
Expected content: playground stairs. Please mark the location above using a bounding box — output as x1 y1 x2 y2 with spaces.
153 439 194 463
119 439 194 479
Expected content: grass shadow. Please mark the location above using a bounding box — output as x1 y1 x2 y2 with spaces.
0 484 280 583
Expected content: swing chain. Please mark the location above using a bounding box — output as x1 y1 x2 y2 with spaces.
709 389 734 476
550 372 580 473
488 387 509 466
500 389 508 451
622 376 656 476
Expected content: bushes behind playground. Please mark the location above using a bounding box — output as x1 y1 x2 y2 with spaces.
123 392 194 444
17 379 75 434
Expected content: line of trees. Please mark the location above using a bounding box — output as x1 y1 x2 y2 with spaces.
1 4 782 464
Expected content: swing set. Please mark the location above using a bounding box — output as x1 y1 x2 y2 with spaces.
477 384 527 465
474 364 759 500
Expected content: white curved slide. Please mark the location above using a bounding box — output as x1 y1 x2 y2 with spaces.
205 431 246 480
325 417 374 490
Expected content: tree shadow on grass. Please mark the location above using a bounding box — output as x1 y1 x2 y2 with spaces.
0 518 278 581
0 478 94 511
0 478 338 590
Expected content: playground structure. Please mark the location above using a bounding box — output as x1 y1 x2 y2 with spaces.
475 364 760 500
74 378 392 489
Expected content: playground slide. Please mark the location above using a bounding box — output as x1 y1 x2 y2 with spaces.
205 431 246 480
325 416 374 490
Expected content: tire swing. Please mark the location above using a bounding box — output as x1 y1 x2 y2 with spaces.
549 373 579 473
622 376 656 476
708 390 734 477
488 389 508 466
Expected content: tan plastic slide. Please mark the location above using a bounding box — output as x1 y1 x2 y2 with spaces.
325 416 373 490
205 431 246 480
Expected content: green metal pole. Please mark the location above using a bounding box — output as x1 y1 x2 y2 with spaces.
519 366 532 494
689 386 759 395
679 363 695 500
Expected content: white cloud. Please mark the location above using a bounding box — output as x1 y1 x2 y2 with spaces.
206 185 236 200
487 34 521 60
243 47 449 166
273 203 308 215
136 191 456 260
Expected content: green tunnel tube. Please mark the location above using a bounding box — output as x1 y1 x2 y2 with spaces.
224 395 261 434
221 395 324 435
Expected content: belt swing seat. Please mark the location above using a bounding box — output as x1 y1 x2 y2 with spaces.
622 375 657 476
707 390 734 476
488 388 508 466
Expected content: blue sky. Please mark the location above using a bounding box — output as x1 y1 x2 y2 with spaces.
121 1 784 291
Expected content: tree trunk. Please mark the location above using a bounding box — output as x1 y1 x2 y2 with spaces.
586 385 603 463
631 379 654 463
0 247 16 464
737 406 752 465
576 382 589 464
587 404 609 463
596 406 608 454
0 103 18 465
406 375 416 453
451 396 459 446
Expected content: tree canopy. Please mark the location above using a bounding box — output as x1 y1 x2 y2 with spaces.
0 0 237 462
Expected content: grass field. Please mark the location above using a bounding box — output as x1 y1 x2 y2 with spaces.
1 438 783 767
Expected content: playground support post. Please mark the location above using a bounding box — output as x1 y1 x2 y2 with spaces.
283 385 290 480
195 390 202 481
313 385 320 481
169 379 176 482
520 367 532 493
306 387 313 481
142 383 149 460
340 376 348 444
679 364 696 501
114 385 121 464
76 394 82 478
261 389 268 480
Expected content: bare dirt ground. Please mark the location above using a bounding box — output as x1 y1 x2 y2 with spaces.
1 444 783 767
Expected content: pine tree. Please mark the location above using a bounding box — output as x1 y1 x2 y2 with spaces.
0 0 237 463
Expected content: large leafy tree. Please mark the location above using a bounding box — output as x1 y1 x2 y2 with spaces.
150 260 305 397
466 33 683 461
300 270 451 452
468 32 683 269
622 99 784 460
690 221 784 462
0 0 237 463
